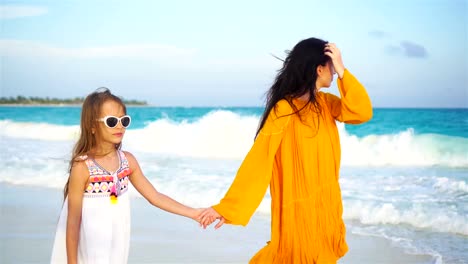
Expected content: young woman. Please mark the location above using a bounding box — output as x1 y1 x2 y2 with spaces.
200 38 372 263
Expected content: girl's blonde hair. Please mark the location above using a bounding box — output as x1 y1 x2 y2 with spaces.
63 88 127 200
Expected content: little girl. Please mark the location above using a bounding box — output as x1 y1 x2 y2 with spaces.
50 88 201 264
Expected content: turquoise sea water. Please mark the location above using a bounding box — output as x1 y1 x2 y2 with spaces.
1 106 467 263
1 106 467 137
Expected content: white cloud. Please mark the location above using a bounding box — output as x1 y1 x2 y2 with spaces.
0 39 274 72
0 5 48 19
0 40 197 60
80 44 197 59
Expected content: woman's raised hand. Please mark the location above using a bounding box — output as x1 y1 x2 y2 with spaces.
324 43 345 79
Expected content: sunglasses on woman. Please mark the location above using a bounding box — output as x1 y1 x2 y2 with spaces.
97 115 131 128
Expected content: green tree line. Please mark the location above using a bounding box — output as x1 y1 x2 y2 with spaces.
0 96 147 105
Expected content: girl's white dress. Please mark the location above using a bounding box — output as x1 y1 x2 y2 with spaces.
51 150 132 264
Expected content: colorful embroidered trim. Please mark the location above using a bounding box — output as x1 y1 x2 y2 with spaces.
83 150 132 199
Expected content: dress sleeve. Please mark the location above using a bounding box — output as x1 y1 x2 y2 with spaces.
323 69 373 124
212 100 292 226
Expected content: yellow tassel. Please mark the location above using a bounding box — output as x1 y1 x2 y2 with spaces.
110 194 118 204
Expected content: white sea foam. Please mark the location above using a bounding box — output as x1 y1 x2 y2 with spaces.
0 136 466 236
1 111 467 167
125 110 259 160
433 177 468 194
343 200 468 236
0 120 79 141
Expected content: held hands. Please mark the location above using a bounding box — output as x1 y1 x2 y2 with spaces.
189 207 225 229
191 208 206 222
198 207 225 229
324 43 345 79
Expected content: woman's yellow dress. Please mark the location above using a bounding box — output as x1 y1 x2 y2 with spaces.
212 69 373 263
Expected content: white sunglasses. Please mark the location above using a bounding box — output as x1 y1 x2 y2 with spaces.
97 115 131 128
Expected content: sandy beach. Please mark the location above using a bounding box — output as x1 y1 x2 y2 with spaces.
0 183 435 264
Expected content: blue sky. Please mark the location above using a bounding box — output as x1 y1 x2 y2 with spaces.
1 0 466 107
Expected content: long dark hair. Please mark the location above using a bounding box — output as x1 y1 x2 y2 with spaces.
256 37 330 137
63 88 127 200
